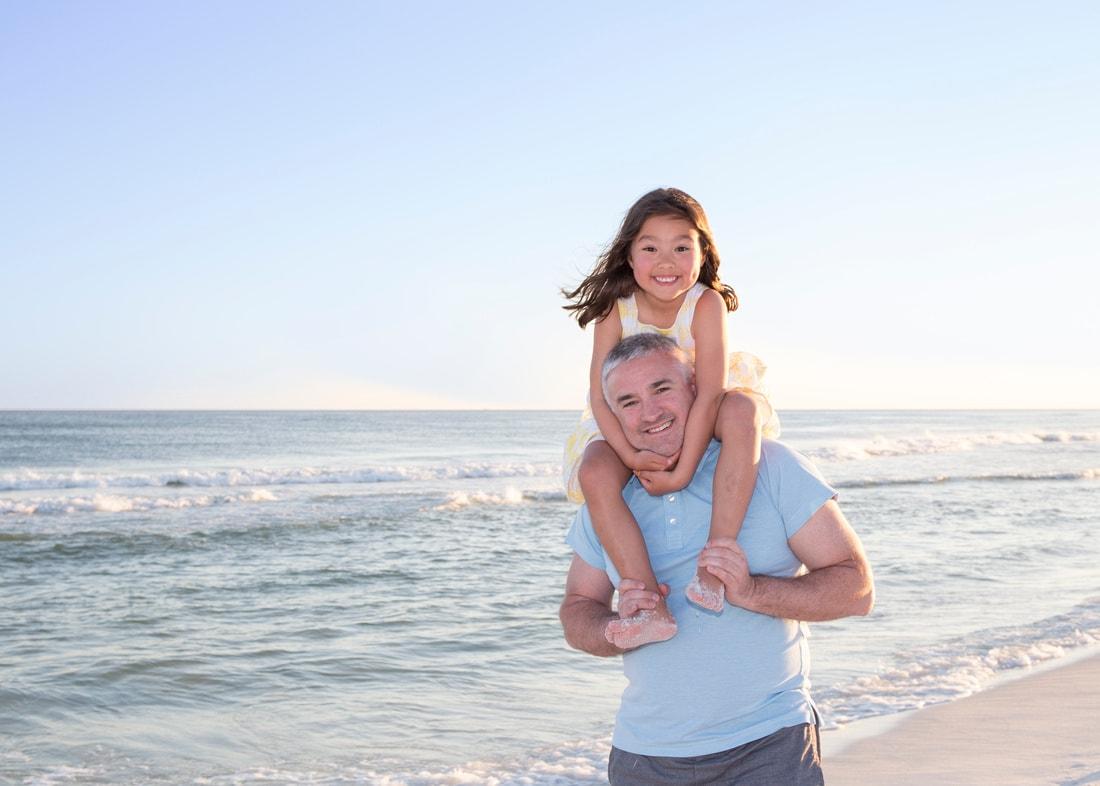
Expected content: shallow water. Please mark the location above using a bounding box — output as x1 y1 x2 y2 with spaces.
2 410 1098 784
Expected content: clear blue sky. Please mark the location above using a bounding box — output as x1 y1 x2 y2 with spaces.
3 2 1098 409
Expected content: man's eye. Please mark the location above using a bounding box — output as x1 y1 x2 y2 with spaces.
621 400 637 408
655 386 670 394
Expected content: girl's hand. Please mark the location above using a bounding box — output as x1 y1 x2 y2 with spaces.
629 449 679 473
635 467 690 496
696 537 755 607
615 579 670 618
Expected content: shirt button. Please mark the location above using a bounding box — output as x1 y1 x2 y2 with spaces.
667 495 676 502
669 517 678 525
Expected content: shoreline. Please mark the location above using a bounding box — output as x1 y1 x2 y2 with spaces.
823 650 1100 785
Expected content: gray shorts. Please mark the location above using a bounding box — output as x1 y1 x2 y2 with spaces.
608 722 823 786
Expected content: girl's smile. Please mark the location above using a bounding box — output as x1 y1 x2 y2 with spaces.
628 215 703 311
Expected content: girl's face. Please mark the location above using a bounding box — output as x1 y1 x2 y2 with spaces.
628 215 703 305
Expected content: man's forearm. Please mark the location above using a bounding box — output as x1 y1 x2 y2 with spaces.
559 596 624 658
738 560 874 622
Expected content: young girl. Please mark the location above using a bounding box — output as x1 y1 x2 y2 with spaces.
562 188 780 649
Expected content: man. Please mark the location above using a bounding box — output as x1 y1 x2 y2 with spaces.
559 333 874 785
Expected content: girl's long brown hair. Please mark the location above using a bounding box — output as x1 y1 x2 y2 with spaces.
562 188 738 328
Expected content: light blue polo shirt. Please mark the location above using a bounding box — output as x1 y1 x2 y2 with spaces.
566 439 837 757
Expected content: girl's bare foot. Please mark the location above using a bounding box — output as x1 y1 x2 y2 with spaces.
604 604 677 649
685 568 725 612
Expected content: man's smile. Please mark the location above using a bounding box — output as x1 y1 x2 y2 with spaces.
645 418 674 434
604 347 695 457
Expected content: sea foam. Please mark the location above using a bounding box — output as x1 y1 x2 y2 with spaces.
816 595 1100 727
433 487 525 511
431 487 567 511
191 737 610 786
0 462 560 493
835 467 1100 489
0 489 277 516
805 430 1100 462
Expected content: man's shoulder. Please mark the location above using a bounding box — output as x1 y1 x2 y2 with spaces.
757 439 835 514
685 439 820 489
760 438 809 467
761 439 805 463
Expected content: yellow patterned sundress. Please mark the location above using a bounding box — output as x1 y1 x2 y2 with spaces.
562 283 780 502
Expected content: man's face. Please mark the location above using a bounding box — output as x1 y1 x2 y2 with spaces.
605 351 696 457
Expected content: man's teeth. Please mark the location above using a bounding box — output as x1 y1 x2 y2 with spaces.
646 420 672 434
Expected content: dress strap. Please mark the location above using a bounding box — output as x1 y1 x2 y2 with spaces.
663 283 707 355
677 283 707 328
617 293 640 335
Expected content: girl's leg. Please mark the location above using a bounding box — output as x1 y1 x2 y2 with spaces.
579 440 677 648
686 390 765 612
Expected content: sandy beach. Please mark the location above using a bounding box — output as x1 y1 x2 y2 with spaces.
824 652 1100 786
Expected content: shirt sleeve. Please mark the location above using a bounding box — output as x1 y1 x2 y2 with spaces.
759 440 838 540
565 505 608 571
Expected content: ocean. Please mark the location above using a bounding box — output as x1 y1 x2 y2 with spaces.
2 410 1098 785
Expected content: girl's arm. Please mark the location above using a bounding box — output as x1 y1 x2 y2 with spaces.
637 289 728 494
589 309 672 472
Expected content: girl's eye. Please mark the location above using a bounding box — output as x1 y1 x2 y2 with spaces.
675 246 691 253
641 245 657 253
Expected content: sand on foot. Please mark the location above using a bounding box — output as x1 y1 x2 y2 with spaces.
604 609 677 649
685 569 725 612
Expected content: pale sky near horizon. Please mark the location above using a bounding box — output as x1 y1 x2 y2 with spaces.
3 2 1098 410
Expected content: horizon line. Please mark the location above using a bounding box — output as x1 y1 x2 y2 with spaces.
3 407 1098 414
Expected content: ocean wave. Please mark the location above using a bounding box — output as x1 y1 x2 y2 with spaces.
431 487 569 511
816 595 1100 728
0 489 277 516
804 430 1100 462
193 737 610 786
0 462 561 493
836 467 1100 490
432 487 524 511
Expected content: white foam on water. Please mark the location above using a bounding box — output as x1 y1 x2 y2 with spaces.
816 596 1100 727
432 487 526 511
0 462 561 493
0 489 277 516
835 467 1100 489
197 736 610 785
430 487 569 511
805 430 1100 462
23 765 102 786
5 429 1093 493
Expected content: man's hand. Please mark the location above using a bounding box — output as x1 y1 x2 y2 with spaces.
615 578 670 618
697 537 755 606
697 500 874 622
628 448 678 473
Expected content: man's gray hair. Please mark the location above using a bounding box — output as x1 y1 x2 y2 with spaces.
601 333 692 404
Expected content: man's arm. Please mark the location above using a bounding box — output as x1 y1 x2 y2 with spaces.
559 554 623 657
698 499 874 621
